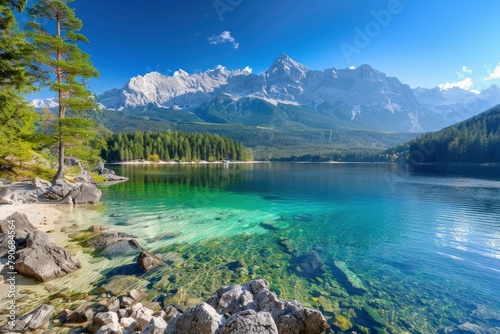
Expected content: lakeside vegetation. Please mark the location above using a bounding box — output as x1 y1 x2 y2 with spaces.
102 130 254 162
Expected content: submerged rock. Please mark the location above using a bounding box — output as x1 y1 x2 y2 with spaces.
333 260 367 293
2 304 55 332
290 250 327 279
260 220 290 231
137 250 163 271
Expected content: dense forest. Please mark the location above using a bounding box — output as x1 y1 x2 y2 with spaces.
407 105 500 164
102 131 254 162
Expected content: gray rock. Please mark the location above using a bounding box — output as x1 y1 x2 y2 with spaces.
0 188 15 204
70 183 102 204
7 304 55 332
142 316 168 334
207 282 256 315
120 296 135 307
42 179 75 201
92 311 119 333
95 322 122 334
134 306 154 331
173 303 223 334
129 289 146 303
15 230 81 282
32 177 51 190
163 305 180 323
0 212 36 234
220 310 278 334
106 297 121 312
120 317 137 332
87 232 137 249
207 279 327 334
66 308 94 323
117 308 130 319
137 250 163 271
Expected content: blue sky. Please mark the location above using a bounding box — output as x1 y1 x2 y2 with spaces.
24 0 500 97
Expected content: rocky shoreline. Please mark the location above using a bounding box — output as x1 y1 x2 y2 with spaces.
0 177 329 333
3 279 327 333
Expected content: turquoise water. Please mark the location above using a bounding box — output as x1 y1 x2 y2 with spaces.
100 163 500 333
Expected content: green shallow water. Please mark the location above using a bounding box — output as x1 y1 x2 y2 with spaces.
94 163 500 333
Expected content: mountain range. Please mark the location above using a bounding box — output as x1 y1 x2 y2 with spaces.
32 53 500 133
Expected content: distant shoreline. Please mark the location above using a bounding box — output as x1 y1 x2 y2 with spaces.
106 160 269 165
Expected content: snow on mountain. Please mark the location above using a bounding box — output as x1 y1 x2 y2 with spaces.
94 54 499 132
30 97 59 108
413 84 500 125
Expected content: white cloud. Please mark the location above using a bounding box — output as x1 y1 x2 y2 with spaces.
462 66 472 74
208 31 239 49
438 77 474 91
484 63 500 81
243 66 252 73
349 66 356 70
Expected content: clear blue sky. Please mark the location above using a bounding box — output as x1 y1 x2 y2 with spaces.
24 0 500 96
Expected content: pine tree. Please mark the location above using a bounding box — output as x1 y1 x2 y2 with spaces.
27 0 99 182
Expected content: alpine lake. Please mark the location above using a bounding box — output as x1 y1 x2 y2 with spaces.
24 163 500 333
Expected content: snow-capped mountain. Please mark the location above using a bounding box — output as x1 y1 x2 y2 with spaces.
30 97 59 108
33 54 500 133
413 84 500 125
97 53 446 132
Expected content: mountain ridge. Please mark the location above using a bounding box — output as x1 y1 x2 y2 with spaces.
32 54 500 133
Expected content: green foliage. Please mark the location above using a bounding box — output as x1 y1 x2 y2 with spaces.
27 0 100 180
407 106 500 164
102 131 254 162
147 154 160 162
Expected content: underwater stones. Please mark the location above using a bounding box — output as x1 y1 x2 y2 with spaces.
4 304 55 332
277 238 298 255
66 308 95 323
137 250 163 271
457 322 483 334
226 259 247 272
362 304 387 327
291 250 327 279
333 314 353 331
87 232 137 249
88 225 111 233
260 220 290 231
98 275 149 296
220 309 278 334
333 261 367 293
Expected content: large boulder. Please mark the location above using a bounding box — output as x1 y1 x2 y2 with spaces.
220 310 278 334
290 250 327 279
0 212 36 234
172 303 224 334
0 212 37 258
42 179 102 204
87 232 142 258
70 183 102 204
207 279 328 334
15 230 81 282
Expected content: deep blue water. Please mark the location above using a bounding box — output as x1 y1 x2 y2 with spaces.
102 163 500 333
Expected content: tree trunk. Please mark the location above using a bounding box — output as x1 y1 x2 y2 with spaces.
52 140 64 183
53 14 65 183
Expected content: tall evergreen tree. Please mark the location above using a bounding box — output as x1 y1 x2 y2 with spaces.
27 0 99 182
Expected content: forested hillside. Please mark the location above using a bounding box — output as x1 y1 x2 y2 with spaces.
102 131 254 162
408 105 500 163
